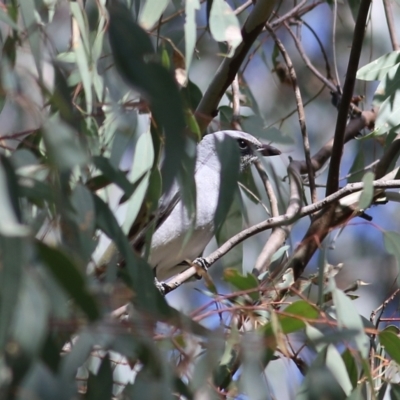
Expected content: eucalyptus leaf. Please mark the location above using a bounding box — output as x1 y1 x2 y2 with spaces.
139 0 169 29
358 171 374 210
184 0 200 71
209 0 242 57
36 242 100 321
357 51 400 81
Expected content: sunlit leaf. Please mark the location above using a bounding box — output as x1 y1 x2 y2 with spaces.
185 0 201 71
139 0 169 29
270 245 290 263
209 0 242 57
357 51 400 81
373 64 400 106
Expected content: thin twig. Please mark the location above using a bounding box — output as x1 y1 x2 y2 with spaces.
284 22 336 93
301 19 333 81
265 24 317 204
332 0 341 88
231 74 242 130
325 0 372 196
383 0 400 51
254 160 279 218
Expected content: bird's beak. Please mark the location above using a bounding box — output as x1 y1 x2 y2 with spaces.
258 144 281 156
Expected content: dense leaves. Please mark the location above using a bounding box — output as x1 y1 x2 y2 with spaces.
0 0 400 399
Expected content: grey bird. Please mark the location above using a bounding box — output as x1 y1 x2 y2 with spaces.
139 130 281 282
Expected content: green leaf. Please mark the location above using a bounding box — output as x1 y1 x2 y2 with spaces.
108 2 187 193
341 349 358 389
297 348 346 400
0 237 26 349
357 51 400 81
36 242 100 321
122 130 153 234
93 156 144 201
347 0 360 23
383 231 400 279
70 2 92 113
329 278 369 358
326 345 353 396
0 6 20 30
185 0 201 71
11 274 50 355
263 301 319 338
43 115 88 171
270 245 290 263
374 84 400 136
379 329 400 365
139 0 170 29
279 300 319 334
223 269 259 301
209 0 242 57
391 384 400 400
0 156 29 237
373 64 400 106
347 150 365 183
85 353 113 400
358 171 374 210
346 386 365 400
18 0 42 81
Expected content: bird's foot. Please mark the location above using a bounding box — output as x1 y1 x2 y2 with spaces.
192 257 210 279
154 278 172 296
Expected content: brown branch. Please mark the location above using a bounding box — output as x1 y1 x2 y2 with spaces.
383 0 400 51
266 23 316 204
325 0 372 196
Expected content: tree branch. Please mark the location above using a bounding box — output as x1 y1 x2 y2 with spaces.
325 0 372 196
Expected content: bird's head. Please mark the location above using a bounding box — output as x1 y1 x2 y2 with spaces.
209 130 281 171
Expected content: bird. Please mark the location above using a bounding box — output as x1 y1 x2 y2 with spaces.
135 130 281 283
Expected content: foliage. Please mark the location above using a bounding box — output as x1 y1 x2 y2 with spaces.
0 0 400 399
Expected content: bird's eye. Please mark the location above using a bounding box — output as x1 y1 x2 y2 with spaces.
237 139 248 150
